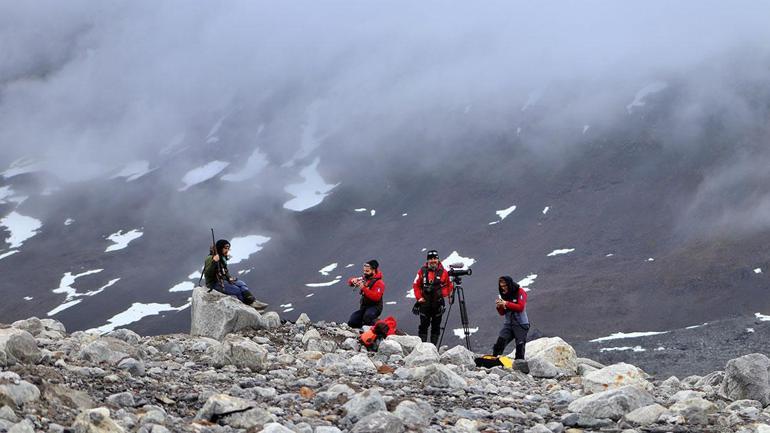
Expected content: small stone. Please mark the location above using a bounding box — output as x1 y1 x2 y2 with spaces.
107 392 135 408
342 390 387 423
351 411 405 433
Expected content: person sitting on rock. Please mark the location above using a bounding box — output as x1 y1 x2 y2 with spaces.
204 239 266 309
492 276 529 371
347 260 386 328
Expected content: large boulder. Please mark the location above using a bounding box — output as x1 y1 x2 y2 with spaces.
720 353 770 406
524 337 578 376
190 287 275 340
393 400 435 429
351 411 405 433
567 385 655 420
440 345 476 368
196 394 275 429
0 372 40 408
77 337 140 365
386 336 422 355
0 328 41 367
71 407 124 433
422 364 467 389
404 343 439 367
668 398 718 425
582 362 652 394
343 390 387 424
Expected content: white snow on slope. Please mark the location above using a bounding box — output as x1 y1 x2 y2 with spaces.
105 229 143 252
453 327 479 339
306 293 314 298
626 81 668 114
206 116 226 141
64 218 74 226
228 235 270 264
754 268 762 274
1 157 42 179
600 346 645 353
0 186 12 203
755 313 770 322
179 161 230 191
590 330 668 343
405 289 415 299
386 301 397 305
1 211 42 249
345 263 355 268
160 133 187 156
283 158 338 211
319 263 338 276
188 270 201 279
495 205 517 221
354 208 367 212
49 269 120 316
94 302 190 333
23 296 33 301
442 251 475 269
283 308 295 313
685 322 708 329
169 282 194 292
547 248 574 257
305 278 342 287
280 303 293 308
370 210 376 216
518 274 537 291
542 206 550 215
0 251 18 260
221 148 268 182
111 161 153 182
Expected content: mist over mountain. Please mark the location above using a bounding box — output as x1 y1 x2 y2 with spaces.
2 1 770 374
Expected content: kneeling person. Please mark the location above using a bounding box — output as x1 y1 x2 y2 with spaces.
347 260 385 328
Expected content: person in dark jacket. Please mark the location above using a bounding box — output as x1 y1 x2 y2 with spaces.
493 276 530 365
203 239 266 308
412 250 454 345
347 260 386 328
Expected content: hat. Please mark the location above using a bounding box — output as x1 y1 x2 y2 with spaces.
426 250 439 260
365 259 379 270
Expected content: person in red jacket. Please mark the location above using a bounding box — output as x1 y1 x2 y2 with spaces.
347 260 386 328
493 276 530 368
412 250 454 345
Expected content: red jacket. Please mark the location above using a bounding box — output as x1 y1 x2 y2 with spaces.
497 289 527 314
412 263 454 300
348 270 385 303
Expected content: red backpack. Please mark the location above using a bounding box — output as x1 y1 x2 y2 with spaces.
360 316 397 350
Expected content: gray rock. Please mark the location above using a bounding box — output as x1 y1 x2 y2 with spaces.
259 423 296 433
567 385 654 420
196 393 274 428
314 427 343 433
527 357 560 378
11 318 44 336
71 407 124 433
696 370 724 388
221 407 276 429
0 328 42 366
117 358 145 376
669 390 705 403
524 337 578 376
404 343 439 367
377 339 403 357
720 353 770 406
190 287 269 340
386 335 422 354
668 397 717 425
347 353 377 374
106 392 135 408
296 313 311 326
136 425 170 433
423 364 467 389
393 400 435 428
212 335 268 370
624 403 668 425
658 376 681 395
545 421 564 433
262 312 281 329
582 363 651 394
0 372 40 407
316 384 356 404
306 339 337 353
343 390 387 423
440 345 475 368
0 405 18 421
77 337 140 365
493 407 526 419
302 329 321 346
525 424 552 433
7 419 34 433
105 329 141 345
351 411 405 433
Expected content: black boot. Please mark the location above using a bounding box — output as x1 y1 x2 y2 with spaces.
418 333 428 342
242 290 255 305
514 342 526 359
492 337 507 356
430 332 440 346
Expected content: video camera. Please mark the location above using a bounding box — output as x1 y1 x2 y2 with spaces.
447 263 472 280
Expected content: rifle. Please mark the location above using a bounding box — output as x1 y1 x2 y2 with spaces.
199 228 225 292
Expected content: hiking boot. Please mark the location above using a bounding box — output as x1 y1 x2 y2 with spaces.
514 359 529 374
251 300 269 310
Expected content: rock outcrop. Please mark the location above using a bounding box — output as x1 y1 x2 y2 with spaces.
190 287 278 340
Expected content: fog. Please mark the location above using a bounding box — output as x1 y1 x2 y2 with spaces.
1 0 770 232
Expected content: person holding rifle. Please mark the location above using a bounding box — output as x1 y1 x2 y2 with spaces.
347 260 386 328
204 239 266 309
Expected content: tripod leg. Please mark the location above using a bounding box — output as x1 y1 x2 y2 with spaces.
456 287 472 351
438 299 454 348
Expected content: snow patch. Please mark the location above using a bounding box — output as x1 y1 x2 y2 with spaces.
488 221 499 225
354 208 367 212
23 296 33 301
402 213 408 216
280 303 292 308
542 206 550 215
1 157 42 179
0 250 18 260
386 301 397 305
228 235 270 264
345 263 355 268
453 327 479 339
179 161 230 191
169 282 194 292
49 269 120 316
221 148 268 182
582 125 590 134
442 251 475 270
655 346 666 351
319 263 338 276
64 218 74 226
685 322 708 329
626 81 668 114
547 248 575 257
606 253 614 257
754 268 762 274
755 313 770 322
0 186 13 203
1 211 42 249
94 302 190 333
747 328 755 333
105 229 143 252
405 289 415 299
496 205 516 221
305 278 341 287
111 161 153 182
283 308 295 313
305 293 315 298
517 274 537 291
590 330 668 342
188 270 201 279
600 346 646 353
521 90 543 111
370 209 376 216
283 157 338 211
647 258 655 262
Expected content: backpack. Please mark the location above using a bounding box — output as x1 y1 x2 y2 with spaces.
360 316 397 350
474 355 514 369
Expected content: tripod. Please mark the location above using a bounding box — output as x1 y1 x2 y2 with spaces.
438 275 472 351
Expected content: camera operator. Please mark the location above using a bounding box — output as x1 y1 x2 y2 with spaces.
493 276 530 371
412 250 454 345
346 260 385 328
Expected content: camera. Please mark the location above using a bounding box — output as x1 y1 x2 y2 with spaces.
447 263 472 278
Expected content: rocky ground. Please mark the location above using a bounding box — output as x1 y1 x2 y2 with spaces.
2 288 770 433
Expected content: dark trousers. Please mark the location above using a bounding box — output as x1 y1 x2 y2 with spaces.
212 280 254 305
492 322 530 359
348 305 380 328
418 299 445 345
